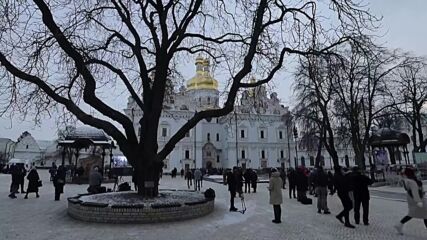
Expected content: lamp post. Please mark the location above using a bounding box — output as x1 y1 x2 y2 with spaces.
194 111 197 169
234 111 238 167
293 126 298 168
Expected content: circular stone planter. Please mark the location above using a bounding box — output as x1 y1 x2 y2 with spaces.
67 190 214 223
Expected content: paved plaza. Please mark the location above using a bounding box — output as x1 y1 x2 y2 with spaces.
0 170 426 240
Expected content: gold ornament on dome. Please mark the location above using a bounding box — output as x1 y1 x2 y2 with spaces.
186 57 218 90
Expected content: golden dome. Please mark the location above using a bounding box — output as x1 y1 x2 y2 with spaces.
186 56 218 90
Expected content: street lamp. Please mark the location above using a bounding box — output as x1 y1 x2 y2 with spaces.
293 126 298 168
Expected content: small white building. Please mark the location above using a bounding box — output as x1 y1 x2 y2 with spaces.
0 138 15 164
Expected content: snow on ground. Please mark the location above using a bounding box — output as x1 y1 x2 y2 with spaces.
79 190 206 205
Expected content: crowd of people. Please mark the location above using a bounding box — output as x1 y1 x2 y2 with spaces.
4 160 426 235
221 165 426 234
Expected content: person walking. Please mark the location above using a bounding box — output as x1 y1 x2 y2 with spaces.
53 165 66 201
18 164 27 194
394 168 427 235
351 167 373 225
8 164 20 199
296 167 308 202
226 167 243 211
49 162 57 181
314 167 331 214
193 168 202 191
250 169 258 193
171 167 177 178
24 165 40 199
180 168 184 178
269 168 283 223
185 170 193 189
333 166 355 228
288 168 297 199
280 168 287 189
243 169 252 193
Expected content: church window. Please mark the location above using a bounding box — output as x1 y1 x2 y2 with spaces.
216 133 219 141
216 155 220 163
162 128 167 137
280 150 284 159
185 150 190 159
279 131 283 139
240 130 245 138
261 150 265 159
207 133 210 142
207 97 211 104
260 130 265 139
241 150 246 159
26 145 29 149
207 151 211 157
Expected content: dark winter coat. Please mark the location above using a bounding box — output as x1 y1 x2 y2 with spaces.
226 170 243 193
333 172 351 197
26 168 40 193
10 165 21 185
314 170 329 187
250 171 258 184
296 169 308 191
351 173 373 200
288 170 297 186
243 170 252 183
54 167 66 193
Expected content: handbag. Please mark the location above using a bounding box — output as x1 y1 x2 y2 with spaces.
37 180 43 187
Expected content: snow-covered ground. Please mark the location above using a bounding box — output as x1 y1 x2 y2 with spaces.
1 170 426 240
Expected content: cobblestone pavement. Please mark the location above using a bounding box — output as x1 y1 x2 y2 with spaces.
0 170 426 240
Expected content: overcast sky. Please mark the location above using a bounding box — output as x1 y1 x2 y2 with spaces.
1 0 427 141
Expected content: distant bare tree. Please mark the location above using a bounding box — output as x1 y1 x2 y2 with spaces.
294 54 341 167
386 56 427 152
332 43 401 168
0 0 376 196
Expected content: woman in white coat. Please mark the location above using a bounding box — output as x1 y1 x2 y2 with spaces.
269 168 283 223
395 168 427 234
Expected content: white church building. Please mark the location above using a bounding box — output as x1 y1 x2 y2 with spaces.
125 56 296 172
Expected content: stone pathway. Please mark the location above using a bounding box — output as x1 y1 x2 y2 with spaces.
0 170 426 240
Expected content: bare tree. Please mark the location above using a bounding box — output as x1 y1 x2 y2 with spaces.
332 42 401 168
0 0 376 196
386 56 427 153
294 54 341 167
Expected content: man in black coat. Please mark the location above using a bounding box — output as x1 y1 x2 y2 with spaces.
8 164 20 199
226 167 243 211
296 167 308 201
314 167 331 214
250 169 258 193
287 168 297 199
18 164 27 193
351 167 373 225
333 166 355 228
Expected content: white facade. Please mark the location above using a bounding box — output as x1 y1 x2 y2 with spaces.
13 131 43 163
124 57 296 171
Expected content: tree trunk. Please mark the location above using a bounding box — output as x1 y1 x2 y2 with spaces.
132 153 162 198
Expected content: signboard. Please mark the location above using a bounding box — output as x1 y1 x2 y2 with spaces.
375 149 388 170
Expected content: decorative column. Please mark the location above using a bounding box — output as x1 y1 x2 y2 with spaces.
101 148 106 176
61 147 66 166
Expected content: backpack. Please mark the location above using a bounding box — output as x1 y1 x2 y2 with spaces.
118 182 131 191
204 188 216 199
